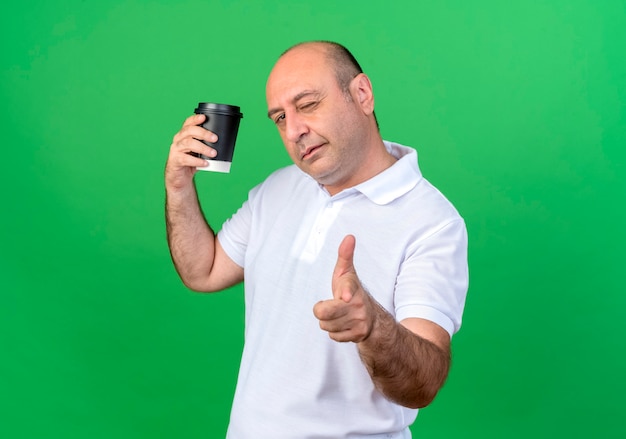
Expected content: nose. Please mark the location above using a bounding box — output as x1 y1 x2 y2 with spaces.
284 111 309 143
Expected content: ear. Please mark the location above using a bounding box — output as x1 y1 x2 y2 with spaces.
350 73 375 115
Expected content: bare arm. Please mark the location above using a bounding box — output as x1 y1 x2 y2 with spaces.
313 235 450 408
358 314 450 409
165 114 244 292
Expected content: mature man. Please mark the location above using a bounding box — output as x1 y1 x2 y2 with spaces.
165 41 468 438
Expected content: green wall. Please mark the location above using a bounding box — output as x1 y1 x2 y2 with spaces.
2 1 624 437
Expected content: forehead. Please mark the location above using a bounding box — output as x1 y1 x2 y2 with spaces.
266 45 337 102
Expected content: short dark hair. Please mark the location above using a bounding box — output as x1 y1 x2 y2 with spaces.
322 41 364 94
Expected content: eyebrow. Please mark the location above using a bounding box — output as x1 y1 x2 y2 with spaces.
267 90 320 119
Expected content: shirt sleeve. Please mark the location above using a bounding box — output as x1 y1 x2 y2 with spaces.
394 218 469 337
217 187 258 268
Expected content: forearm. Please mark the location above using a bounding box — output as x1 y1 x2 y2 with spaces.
357 302 451 409
165 182 217 291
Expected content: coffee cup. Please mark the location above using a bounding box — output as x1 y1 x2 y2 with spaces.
193 102 243 173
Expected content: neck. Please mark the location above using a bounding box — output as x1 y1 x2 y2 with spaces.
325 138 397 196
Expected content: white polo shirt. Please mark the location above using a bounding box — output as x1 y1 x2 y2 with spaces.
218 141 468 439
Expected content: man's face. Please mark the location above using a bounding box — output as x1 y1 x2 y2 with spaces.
266 45 369 193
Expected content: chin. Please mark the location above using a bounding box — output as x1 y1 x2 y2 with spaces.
310 170 343 189
298 157 341 184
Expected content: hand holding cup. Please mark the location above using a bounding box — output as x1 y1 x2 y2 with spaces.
166 113 219 191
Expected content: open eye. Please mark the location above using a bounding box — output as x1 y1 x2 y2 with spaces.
274 113 286 124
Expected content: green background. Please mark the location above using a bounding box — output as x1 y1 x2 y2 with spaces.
2 1 624 437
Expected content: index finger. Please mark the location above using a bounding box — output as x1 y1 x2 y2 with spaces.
313 298 349 321
181 113 206 128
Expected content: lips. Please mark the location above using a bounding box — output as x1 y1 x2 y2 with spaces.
301 143 324 160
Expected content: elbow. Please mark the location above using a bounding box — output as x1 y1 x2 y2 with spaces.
390 370 449 409
180 270 239 293
182 280 210 293
410 389 440 409
173 265 218 292
185 284 213 293
399 386 442 409
180 275 218 293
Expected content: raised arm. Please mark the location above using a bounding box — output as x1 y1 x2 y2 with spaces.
165 114 244 292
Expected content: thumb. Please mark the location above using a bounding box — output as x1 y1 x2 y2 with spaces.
332 235 357 300
334 235 356 276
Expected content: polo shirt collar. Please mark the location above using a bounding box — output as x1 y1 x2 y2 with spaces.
349 141 422 205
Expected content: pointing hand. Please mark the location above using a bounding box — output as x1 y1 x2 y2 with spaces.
313 235 376 343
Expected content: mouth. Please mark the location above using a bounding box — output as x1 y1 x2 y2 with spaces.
301 143 324 160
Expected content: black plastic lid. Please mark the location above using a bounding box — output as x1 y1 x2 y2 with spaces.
195 102 243 118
